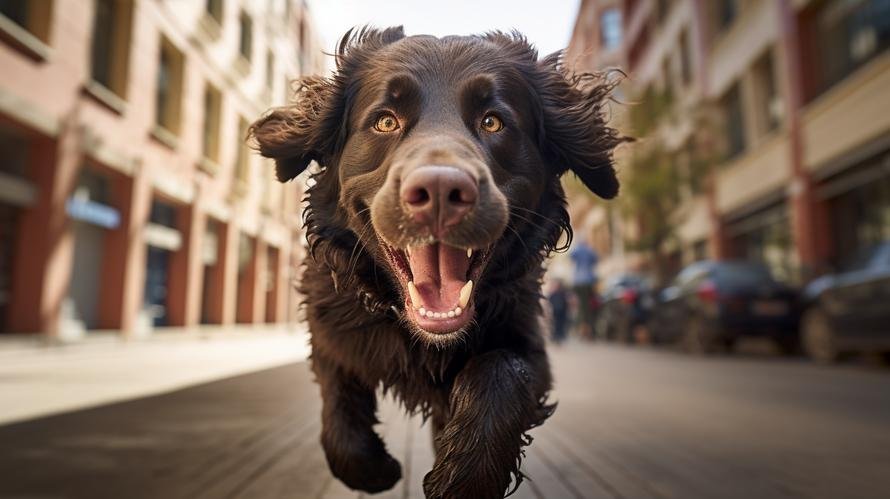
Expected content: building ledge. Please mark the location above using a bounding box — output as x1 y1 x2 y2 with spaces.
150 124 180 150
82 80 127 116
0 13 51 62
0 171 37 207
233 55 251 78
0 86 59 136
198 156 220 175
230 177 249 200
196 13 222 43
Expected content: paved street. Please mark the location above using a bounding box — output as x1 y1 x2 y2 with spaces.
1 342 889 499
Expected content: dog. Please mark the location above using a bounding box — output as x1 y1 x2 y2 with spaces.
250 26 624 499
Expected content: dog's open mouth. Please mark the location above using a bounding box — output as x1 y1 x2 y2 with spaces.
382 242 490 334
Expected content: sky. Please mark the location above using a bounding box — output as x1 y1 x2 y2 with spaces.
304 0 582 69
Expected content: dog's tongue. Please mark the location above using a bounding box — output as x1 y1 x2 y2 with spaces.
408 243 470 311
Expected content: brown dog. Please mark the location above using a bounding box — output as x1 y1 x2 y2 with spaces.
250 26 624 498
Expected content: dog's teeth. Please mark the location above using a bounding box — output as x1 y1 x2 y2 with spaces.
406 246 412 257
458 280 473 309
407 281 422 307
454 306 462 316
418 307 427 317
433 312 442 319
467 248 473 259
447 310 455 318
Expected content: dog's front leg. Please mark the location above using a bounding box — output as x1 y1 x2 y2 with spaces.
423 349 553 499
314 354 401 493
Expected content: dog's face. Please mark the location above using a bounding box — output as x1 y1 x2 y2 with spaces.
251 28 623 342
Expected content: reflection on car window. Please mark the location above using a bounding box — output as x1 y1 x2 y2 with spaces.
843 245 880 272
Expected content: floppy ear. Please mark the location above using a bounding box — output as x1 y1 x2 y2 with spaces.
249 26 407 182
535 52 628 199
249 77 336 182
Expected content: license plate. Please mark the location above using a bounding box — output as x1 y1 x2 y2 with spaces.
752 300 787 316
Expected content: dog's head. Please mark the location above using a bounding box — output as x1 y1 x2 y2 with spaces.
251 27 623 342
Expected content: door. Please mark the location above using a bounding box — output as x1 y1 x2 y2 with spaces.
69 220 105 329
144 246 171 327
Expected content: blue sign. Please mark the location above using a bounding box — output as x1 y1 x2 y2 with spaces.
66 198 120 229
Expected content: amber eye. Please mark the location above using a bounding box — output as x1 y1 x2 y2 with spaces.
480 114 504 133
374 113 400 132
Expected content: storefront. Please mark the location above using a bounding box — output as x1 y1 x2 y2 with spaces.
200 219 220 324
724 195 795 283
64 168 120 333
0 128 35 332
816 145 890 268
236 233 255 324
143 199 182 328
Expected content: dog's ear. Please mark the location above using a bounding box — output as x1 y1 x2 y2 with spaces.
249 26 406 182
249 77 334 182
534 52 628 199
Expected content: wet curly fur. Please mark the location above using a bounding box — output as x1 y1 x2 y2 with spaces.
250 26 624 498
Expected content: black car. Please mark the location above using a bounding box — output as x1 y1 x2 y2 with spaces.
594 273 654 343
800 241 890 363
649 260 799 354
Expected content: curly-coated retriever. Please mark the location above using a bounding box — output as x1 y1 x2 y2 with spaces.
250 26 624 499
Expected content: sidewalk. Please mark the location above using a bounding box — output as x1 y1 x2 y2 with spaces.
0 324 311 425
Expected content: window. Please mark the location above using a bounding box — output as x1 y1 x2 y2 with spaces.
662 57 674 102
266 49 274 91
90 0 133 99
720 82 745 161
655 0 671 26
202 83 222 163
600 8 622 50
713 0 737 33
751 50 780 136
234 117 250 193
282 75 291 103
206 0 222 24
238 10 252 62
155 37 185 135
0 0 52 42
679 29 692 86
801 0 890 101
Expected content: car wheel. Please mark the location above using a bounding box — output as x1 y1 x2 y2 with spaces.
802 308 839 364
683 315 716 355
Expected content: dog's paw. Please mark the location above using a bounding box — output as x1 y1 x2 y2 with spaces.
423 462 513 499
325 440 402 493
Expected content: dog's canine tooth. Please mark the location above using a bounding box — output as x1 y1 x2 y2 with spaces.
407 281 422 307
459 280 473 309
467 248 473 258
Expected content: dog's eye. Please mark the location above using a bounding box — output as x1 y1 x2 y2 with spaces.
480 114 504 133
374 113 400 133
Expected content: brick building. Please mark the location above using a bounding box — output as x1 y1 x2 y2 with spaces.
568 0 890 284
0 0 325 338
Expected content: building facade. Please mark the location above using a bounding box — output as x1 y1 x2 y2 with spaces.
568 0 890 284
0 0 325 338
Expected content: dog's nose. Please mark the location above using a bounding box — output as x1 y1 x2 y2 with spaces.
400 166 478 235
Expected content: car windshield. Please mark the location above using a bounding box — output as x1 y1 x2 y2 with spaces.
841 242 890 272
712 262 775 286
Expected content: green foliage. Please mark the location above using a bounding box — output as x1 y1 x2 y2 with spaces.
629 85 674 136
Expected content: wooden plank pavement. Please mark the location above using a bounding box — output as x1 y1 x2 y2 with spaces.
3 342 890 498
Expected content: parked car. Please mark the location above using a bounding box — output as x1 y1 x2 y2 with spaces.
649 260 799 354
595 274 654 343
800 241 890 363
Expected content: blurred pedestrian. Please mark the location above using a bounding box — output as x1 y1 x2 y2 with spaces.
547 279 570 344
570 240 599 338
